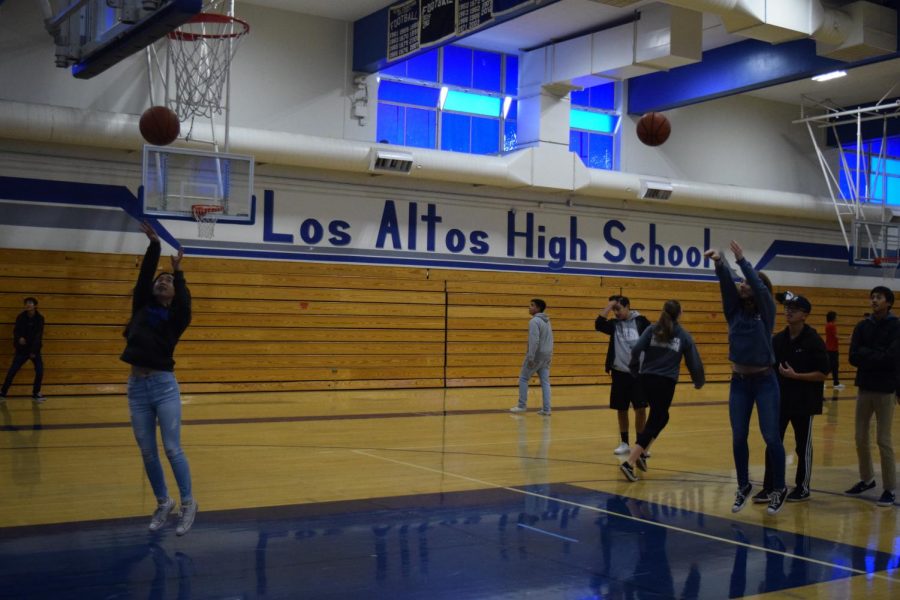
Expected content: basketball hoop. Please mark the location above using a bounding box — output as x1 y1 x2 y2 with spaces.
873 256 899 282
192 204 224 239
167 12 250 121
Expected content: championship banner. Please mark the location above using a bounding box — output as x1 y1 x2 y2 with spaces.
457 0 493 35
420 0 457 47
387 0 420 61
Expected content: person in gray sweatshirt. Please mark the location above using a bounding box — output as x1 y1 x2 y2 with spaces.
619 300 704 482
510 299 554 415
595 296 651 455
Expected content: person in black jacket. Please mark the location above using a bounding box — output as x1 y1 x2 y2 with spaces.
0 297 46 403
845 286 900 507
753 293 828 504
122 222 197 534
595 295 651 455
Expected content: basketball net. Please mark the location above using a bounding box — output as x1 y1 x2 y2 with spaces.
147 0 248 151
796 92 900 267
192 204 223 239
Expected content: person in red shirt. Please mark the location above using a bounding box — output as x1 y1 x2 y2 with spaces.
825 311 844 390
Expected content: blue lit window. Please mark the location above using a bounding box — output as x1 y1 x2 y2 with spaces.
838 137 900 206
569 81 620 171
377 45 517 156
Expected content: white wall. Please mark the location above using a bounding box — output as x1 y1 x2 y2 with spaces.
621 94 829 197
0 1 839 234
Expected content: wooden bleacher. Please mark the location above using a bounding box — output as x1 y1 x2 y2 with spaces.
0 248 861 396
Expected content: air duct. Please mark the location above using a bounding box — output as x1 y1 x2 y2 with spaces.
0 98 843 223
662 0 895 59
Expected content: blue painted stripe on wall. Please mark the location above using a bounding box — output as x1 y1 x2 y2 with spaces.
0 175 183 248
755 240 850 271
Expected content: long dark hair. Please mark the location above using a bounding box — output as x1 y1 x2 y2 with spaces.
653 300 681 344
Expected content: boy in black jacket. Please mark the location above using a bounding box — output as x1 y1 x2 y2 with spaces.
754 293 828 503
0 297 45 403
845 286 900 507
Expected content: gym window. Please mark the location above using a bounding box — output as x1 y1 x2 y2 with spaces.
839 137 900 206
376 46 518 155
569 81 620 171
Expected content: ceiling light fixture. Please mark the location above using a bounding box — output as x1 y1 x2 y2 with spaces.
811 70 847 82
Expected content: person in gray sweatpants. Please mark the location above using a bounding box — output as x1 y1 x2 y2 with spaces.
510 298 554 416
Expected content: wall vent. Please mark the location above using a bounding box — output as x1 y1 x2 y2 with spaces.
369 149 414 174
639 180 673 200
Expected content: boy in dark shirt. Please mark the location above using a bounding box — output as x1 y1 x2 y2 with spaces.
754 293 828 503
0 297 46 403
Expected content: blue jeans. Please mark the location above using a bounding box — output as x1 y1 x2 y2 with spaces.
128 371 192 503
729 370 784 489
518 358 551 412
1 352 43 396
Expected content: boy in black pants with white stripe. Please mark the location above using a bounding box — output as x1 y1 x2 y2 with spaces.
755 293 828 503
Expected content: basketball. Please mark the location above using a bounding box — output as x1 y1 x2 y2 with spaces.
139 106 180 146
636 112 671 147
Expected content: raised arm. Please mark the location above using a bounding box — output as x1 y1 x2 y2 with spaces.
132 222 161 315
705 248 740 317
732 240 775 331
595 299 618 334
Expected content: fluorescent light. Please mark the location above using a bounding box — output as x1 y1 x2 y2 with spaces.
502 96 512 119
812 70 846 82
438 86 449 110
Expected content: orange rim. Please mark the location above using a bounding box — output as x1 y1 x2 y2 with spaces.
168 13 250 42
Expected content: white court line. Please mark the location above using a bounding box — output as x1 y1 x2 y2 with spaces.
353 449 898 583
516 523 580 543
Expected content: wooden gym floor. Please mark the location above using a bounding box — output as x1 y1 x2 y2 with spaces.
0 382 898 598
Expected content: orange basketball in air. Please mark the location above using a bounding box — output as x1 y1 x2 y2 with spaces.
636 112 671 147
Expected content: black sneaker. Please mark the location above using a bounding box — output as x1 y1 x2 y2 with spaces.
876 490 896 507
845 480 876 495
767 488 788 515
732 483 752 513
752 488 772 504
619 462 638 482
787 487 810 502
635 454 648 472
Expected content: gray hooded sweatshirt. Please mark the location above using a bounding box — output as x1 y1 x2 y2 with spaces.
527 312 554 366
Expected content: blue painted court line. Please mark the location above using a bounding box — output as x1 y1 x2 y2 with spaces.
0 484 896 599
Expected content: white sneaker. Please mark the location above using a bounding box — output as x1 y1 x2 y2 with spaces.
509 406 526 414
834 384 845 390
176 501 198 536
148 497 175 532
613 442 630 455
